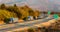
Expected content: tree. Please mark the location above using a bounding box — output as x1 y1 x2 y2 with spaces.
0 9 17 21
34 10 40 17
28 9 34 16
6 5 22 19
14 4 17 7
19 5 30 19
0 4 6 9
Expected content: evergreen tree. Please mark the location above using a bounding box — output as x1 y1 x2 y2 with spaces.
0 4 6 9
14 4 17 7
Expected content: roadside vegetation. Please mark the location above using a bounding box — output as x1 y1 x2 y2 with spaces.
0 4 40 23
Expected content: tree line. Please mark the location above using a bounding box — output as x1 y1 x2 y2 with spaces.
0 4 40 21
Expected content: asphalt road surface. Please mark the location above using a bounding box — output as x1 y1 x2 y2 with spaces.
0 16 54 32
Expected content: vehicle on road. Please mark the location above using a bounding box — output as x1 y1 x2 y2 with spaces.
27 16 34 21
4 18 18 24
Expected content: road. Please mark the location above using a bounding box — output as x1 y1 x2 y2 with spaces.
0 16 54 32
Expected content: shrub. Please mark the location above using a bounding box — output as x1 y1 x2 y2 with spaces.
4 18 10 24
27 28 34 32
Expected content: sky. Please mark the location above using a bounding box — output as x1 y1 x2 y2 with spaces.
0 0 60 12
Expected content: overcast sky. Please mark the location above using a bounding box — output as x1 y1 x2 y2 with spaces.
0 0 60 12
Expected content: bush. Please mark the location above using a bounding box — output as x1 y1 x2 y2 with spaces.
4 18 10 24
27 28 34 32
23 17 28 21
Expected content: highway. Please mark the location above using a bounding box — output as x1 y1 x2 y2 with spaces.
0 16 54 32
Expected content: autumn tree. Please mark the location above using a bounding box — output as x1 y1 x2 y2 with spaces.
34 10 40 17
17 5 29 19
0 9 17 20
28 9 34 16
6 5 22 19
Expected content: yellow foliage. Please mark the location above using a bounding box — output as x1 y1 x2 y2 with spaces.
33 10 40 16
0 4 40 20
0 9 17 20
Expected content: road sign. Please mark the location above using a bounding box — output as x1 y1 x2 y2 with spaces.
48 11 51 15
53 14 59 20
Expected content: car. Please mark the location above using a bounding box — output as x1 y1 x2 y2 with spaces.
24 16 34 21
